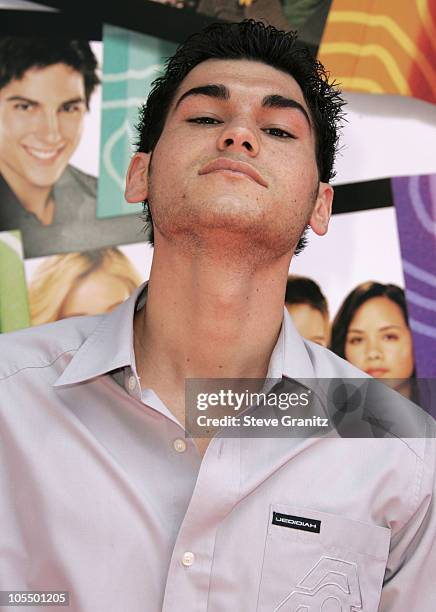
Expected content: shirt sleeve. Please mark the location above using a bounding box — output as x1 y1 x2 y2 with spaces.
379 431 436 611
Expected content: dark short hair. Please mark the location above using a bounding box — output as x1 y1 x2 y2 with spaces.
285 275 329 316
330 281 410 359
136 19 345 247
0 37 100 107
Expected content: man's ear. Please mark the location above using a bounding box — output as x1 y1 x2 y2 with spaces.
124 152 151 203
308 182 333 236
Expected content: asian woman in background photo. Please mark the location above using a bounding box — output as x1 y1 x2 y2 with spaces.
330 281 416 399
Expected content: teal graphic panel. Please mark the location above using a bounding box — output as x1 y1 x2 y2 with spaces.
97 24 177 218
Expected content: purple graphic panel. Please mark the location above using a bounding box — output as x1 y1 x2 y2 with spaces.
392 175 436 377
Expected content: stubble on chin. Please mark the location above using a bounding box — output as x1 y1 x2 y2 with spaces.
151 199 311 271
148 160 319 266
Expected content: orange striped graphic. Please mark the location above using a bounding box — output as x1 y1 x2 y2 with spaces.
318 0 436 104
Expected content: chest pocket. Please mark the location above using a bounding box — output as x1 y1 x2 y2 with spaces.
257 503 391 612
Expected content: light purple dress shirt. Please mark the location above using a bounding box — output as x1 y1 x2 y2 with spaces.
0 284 435 611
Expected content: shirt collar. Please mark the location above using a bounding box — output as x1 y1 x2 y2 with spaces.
54 282 316 387
54 283 145 387
268 307 316 382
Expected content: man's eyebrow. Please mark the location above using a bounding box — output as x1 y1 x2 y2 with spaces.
5 95 85 106
174 84 229 110
6 95 39 104
61 97 86 105
174 86 311 127
262 94 311 128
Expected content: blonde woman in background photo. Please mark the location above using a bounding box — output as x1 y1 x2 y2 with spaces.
28 247 143 325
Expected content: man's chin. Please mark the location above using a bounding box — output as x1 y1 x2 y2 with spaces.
158 219 296 266
151 195 304 258
25 169 67 190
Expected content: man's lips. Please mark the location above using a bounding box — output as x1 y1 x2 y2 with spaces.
22 145 65 161
198 158 268 188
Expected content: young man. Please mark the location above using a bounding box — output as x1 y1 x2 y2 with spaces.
285 275 330 346
0 21 434 611
0 38 144 257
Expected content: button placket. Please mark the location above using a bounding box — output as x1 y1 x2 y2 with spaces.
162 439 239 612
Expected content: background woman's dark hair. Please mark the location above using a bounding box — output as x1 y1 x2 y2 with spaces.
136 19 345 247
330 281 411 359
0 37 100 107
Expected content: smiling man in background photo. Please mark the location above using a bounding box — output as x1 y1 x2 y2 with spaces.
0 37 144 257
0 39 98 243
0 20 434 612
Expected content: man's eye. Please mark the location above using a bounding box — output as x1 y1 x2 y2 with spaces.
187 117 221 125
264 127 294 139
14 102 32 111
61 103 81 113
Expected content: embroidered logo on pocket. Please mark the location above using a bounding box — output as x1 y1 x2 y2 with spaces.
274 556 362 611
272 511 321 534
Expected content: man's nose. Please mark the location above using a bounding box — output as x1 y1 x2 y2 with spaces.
36 110 62 144
217 121 259 156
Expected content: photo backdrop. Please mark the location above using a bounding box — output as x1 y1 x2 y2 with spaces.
97 24 177 219
319 0 436 104
392 173 436 378
0 230 29 332
0 1 434 379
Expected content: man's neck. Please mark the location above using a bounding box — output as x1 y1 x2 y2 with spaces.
0 161 54 225
134 238 292 422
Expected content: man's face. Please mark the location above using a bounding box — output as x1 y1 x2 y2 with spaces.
126 59 332 257
286 302 330 346
0 63 86 190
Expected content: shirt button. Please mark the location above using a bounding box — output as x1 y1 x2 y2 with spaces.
127 375 137 391
173 438 187 453
181 551 195 567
